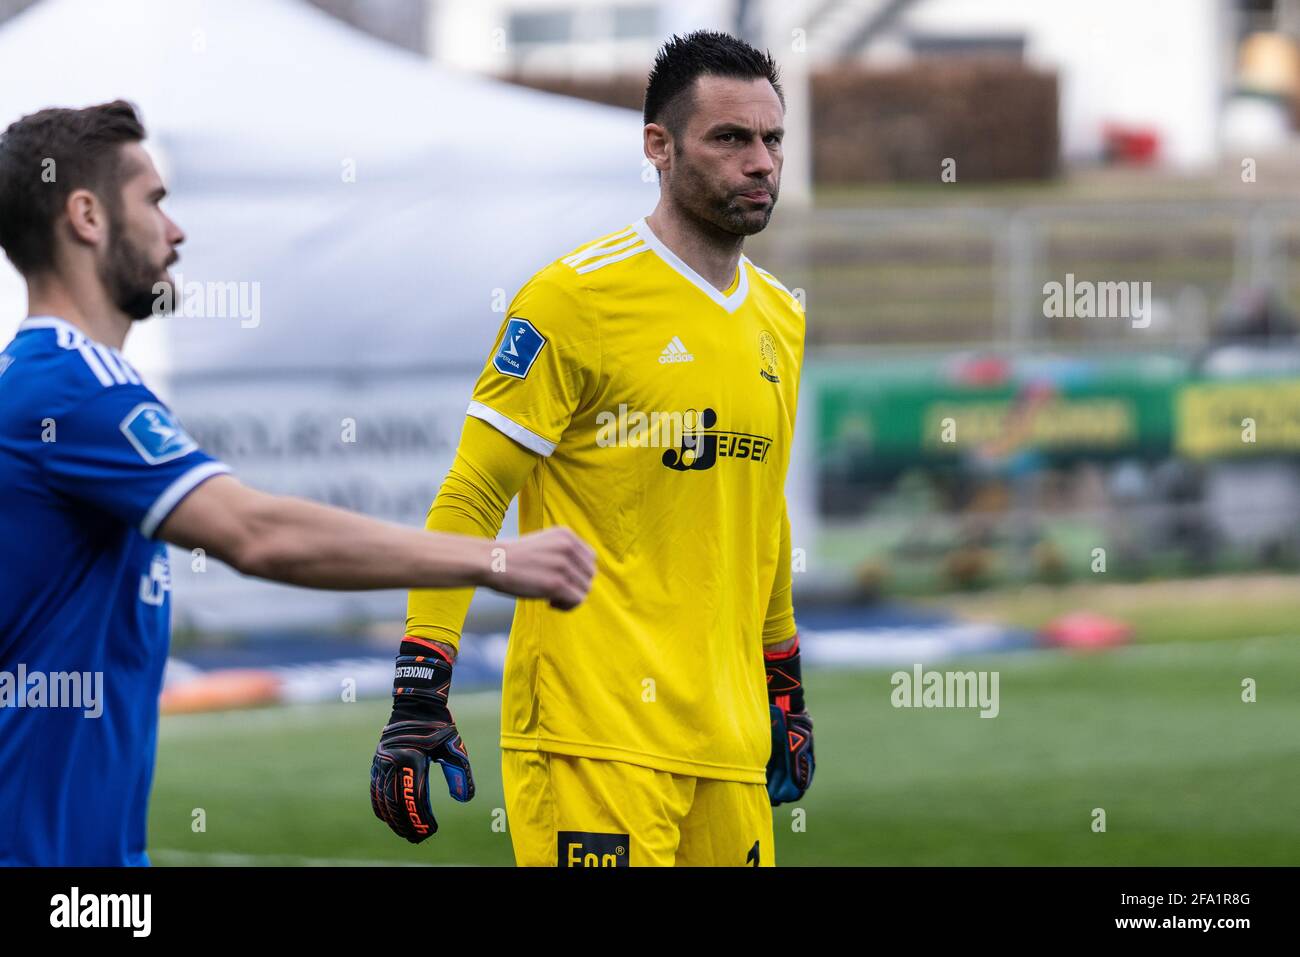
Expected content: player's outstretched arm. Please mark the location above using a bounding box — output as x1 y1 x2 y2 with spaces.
156 473 594 608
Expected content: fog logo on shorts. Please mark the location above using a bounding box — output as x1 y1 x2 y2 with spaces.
558 831 629 867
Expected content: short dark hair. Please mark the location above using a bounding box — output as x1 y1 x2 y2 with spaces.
0 100 146 276
643 31 784 136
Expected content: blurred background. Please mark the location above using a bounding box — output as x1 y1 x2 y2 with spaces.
1 0 1298 865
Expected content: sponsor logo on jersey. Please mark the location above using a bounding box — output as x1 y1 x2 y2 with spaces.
759 330 780 382
139 550 172 607
594 405 776 470
659 336 694 363
660 407 774 472
119 403 198 465
493 317 546 379
558 831 629 867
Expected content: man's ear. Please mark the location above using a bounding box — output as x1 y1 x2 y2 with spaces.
64 188 106 247
643 122 672 175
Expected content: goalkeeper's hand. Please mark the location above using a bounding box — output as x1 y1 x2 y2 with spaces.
370 637 474 843
765 634 815 806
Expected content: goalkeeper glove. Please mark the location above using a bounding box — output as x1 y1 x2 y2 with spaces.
765 633 814 806
370 637 474 843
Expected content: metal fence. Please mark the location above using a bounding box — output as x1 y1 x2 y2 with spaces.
747 199 1300 349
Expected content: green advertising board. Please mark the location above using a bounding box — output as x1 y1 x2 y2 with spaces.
815 352 1300 477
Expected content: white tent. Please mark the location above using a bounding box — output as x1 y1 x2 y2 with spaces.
0 0 657 629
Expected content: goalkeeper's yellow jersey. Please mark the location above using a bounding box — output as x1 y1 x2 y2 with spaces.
467 218 804 784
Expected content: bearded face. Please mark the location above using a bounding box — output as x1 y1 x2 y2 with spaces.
666 137 779 238
655 75 785 239
90 142 184 321
96 213 176 320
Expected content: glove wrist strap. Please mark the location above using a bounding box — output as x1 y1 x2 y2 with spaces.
390 636 454 721
764 632 805 714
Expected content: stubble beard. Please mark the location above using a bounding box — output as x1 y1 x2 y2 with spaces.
671 152 778 239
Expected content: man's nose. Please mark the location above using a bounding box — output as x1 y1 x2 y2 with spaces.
743 140 775 178
166 215 185 248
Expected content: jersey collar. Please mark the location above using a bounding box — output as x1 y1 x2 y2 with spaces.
20 315 86 338
632 218 750 314
18 315 124 355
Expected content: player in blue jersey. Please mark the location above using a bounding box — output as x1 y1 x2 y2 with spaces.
0 101 596 866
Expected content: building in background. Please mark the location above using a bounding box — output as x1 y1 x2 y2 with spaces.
421 0 1237 171
9 0 1300 172
425 0 733 74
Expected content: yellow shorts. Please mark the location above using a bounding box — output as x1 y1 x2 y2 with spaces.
501 748 775 867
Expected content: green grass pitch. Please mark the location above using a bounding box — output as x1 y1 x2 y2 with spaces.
148 634 1300 866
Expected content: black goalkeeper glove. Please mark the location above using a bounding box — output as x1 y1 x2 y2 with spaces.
370 637 475 843
765 633 815 806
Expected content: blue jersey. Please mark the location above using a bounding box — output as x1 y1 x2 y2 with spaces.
0 315 229 866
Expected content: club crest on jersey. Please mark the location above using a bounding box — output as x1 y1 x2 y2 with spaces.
119 403 198 465
759 331 780 382
494 318 546 380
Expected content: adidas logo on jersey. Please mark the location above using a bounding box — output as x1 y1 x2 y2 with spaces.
659 336 694 364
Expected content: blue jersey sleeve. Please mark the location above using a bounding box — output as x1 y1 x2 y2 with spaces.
38 384 230 538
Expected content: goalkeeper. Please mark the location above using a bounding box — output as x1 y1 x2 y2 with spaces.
370 31 815 865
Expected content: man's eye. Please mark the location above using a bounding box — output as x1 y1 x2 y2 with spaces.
718 133 737 142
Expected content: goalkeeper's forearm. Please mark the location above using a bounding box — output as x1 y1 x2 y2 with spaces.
765 634 797 655
406 416 542 651
762 501 799 657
